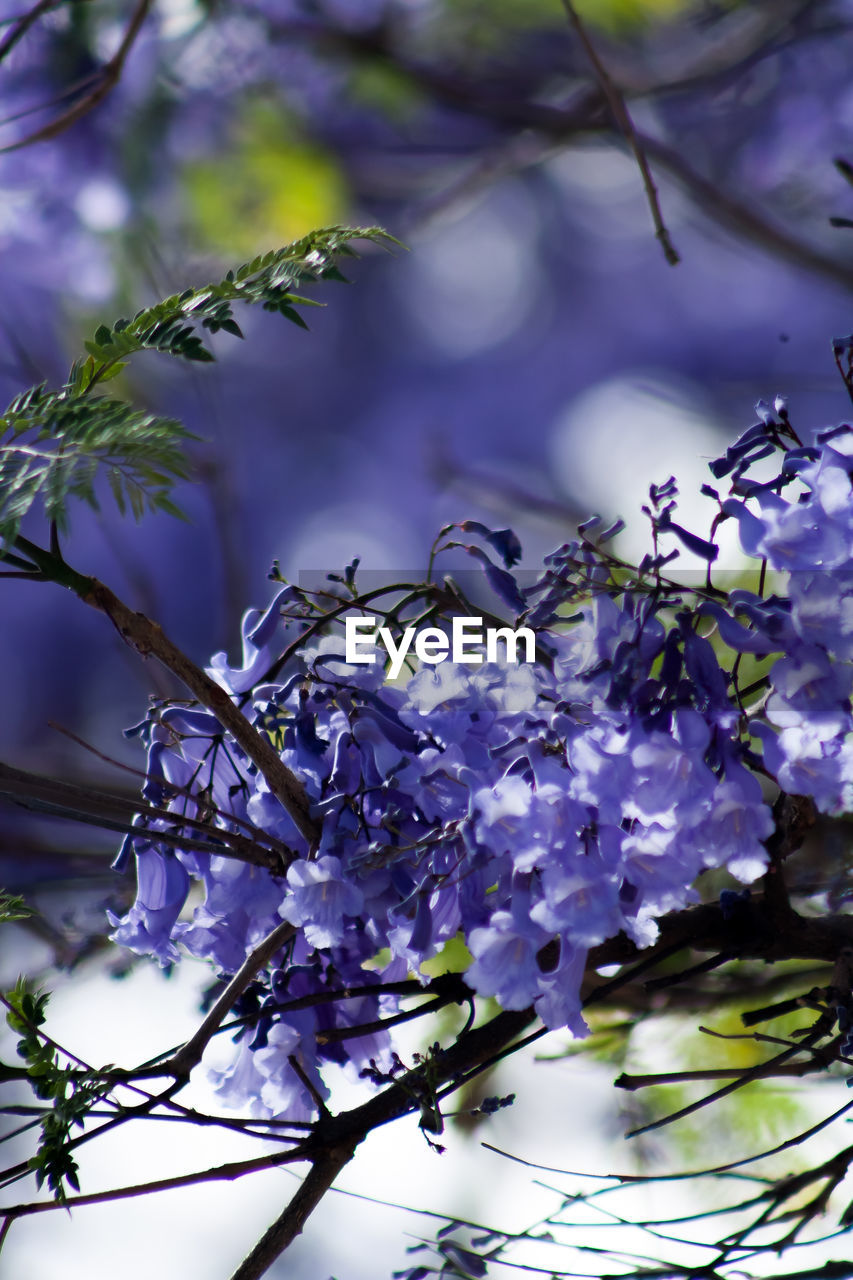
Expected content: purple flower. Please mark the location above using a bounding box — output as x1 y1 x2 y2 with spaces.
467 909 549 1010
279 855 364 948
684 769 773 882
207 588 294 694
108 849 190 966
110 411 853 1113
533 941 589 1036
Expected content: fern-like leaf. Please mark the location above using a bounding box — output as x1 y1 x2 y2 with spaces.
0 392 194 541
0 226 397 542
81 225 397 367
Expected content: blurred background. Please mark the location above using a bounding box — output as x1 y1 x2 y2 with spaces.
2 0 853 1274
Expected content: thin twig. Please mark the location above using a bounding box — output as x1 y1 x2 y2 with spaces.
46 719 295 861
0 759 289 872
484 1091 853 1185
287 1055 330 1118
560 0 679 265
641 131 853 291
625 1026 824 1138
303 16 853 294
615 1055 833 1090
0 0 153 153
0 0 59 64
0 1145 309 1223
314 994 452 1045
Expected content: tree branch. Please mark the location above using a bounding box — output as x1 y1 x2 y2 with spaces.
11 536 320 848
165 919 296 1080
285 14 853 292
228 1142 359 1280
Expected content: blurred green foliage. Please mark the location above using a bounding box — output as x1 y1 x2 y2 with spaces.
348 61 425 122
440 0 696 43
573 0 700 29
421 934 474 979
183 104 350 258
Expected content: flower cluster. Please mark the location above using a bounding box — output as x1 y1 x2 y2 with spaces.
110 409 853 1118
720 421 853 814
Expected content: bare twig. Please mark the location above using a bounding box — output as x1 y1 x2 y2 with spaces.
625 1025 824 1138
615 1052 836 1089
0 1144 309 1224
314 994 453 1045
286 1055 330 1118
46 718 296 861
641 131 853 291
228 1005 540 1279
0 0 59 64
0 0 153 153
560 0 679 265
0 759 291 872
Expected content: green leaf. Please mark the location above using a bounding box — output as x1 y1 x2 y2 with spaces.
0 226 399 539
80 226 397 373
0 392 196 541
0 889 33 922
97 360 128 383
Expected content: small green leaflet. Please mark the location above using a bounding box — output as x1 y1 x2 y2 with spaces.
81 225 397 365
0 389 195 542
0 889 32 922
0 225 398 543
